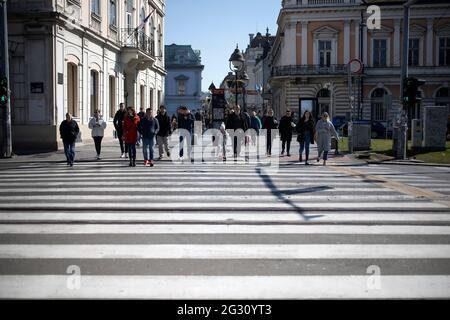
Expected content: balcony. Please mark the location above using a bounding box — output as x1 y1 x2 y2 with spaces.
120 28 156 71
272 64 348 77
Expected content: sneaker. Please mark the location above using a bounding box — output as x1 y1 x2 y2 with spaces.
167 152 171 157
323 160 327 166
150 161 154 167
287 154 291 157
305 162 310 165
144 160 149 166
317 157 320 162
129 162 133 167
96 155 101 160
70 162 74 167
120 153 125 158
125 154 129 159
158 156 162 160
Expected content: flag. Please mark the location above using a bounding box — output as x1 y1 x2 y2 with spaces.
135 7 156 32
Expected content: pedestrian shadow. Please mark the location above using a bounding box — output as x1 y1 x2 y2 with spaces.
255 168 326 222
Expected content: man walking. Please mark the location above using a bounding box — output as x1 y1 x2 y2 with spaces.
156 105 172 160
279 109 294 157
226 104 249 159
139 108 160 167
59 112 80 167
113 103 127 158
177 106 195 160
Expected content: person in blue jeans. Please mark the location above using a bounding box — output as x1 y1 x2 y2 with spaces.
59 113 80 167
296 110 315 165
138 108 159 167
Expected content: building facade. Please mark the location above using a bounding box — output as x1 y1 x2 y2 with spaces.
164 44 204 117
6 0 166 151
269 0 450 126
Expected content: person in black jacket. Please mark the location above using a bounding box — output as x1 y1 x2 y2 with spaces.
226 105 249 158
177 106 195 159
279 109 294 156
113 103 128 158
156 105 172 159
263 109 278 156
59 113 80 167
296 110 315 165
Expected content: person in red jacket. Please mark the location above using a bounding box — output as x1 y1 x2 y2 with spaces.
122 107 140 167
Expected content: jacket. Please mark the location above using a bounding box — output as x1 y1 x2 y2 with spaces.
156 113 172 137
178 113 195 133
113 110 126 131
226 112 249 131
59 119 80 143
88 117 107 137
122 115 140 144
263 116 278 130
250 116 262 132
296 118 315 144
139 116 160 139
279 115 294 140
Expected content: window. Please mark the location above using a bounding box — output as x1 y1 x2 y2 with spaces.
150 18 155 55
158 90 161 107
90 70 99 116
140 85 145 110
371 88 388 121
439 37 450 66
158 24 162 57
149 88 154 108
435 87 450 114
409 38 420 66
109 0 117 26
318 40 332 67
373 39 387 67
178 80 186 96
109 76 116 118
67 63 78 117
126 0 134 30
91 0 100 16
316 88 330 118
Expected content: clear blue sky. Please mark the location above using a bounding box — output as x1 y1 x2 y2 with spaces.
165 0 281 92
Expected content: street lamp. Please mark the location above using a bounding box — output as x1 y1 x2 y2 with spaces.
241 70 250 111
229 45 245 108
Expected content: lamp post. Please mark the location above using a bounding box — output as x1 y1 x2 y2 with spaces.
229 45 245 107
241 70 250 111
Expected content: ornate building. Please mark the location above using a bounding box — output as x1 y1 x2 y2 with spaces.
164 44 204 117
269 0 450 127
6 0 166 151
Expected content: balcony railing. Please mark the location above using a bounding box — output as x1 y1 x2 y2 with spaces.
284 0 359 8
272 64 348 77
120 28 155 57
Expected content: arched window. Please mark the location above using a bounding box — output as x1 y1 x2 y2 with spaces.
67 63 79 117
371 88 388 121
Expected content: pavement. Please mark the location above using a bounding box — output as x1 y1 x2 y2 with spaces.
0 139 449 299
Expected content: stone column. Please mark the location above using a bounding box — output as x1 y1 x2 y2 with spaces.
394 19 401 66
426 18 434 66
344 20 350 64
301 21 308 65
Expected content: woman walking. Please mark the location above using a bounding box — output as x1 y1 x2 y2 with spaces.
262 109 278 156
315 112 338 166
88 109 107 160
122 107 140 167
296 110 315 165
279 109 294 157
139 108 160 167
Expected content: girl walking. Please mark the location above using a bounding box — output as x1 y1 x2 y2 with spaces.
88 109 107 160
296 110 315 165
122 107 140 167
315 112 339 166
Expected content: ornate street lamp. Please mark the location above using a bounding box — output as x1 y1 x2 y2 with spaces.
229 45 245 107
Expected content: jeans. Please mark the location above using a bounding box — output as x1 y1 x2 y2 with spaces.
179 135 192 158
93 136 103 155
142 137 155 161
126 143 136 161
299 132 311 161
282 139 291 155
63 141 76 164
157 135 170 157
117 130 128 154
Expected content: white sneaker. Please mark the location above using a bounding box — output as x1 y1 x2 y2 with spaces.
96 155 101 160
120 153 125 158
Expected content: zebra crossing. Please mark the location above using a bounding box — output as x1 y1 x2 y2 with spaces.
0 158 449 298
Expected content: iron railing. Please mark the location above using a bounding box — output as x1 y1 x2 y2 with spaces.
120 28 155 57
272 64 348 77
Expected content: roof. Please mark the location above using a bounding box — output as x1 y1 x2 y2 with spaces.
165 44 202 66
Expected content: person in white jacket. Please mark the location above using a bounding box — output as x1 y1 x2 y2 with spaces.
88 109 107 160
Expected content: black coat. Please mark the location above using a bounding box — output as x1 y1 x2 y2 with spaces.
296 118 315 144
59 119 80 143
156 113 172 137
279 115 294 141
226 112 249 131
113 110 126 131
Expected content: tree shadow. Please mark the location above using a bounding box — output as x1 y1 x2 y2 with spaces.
255 168 328 222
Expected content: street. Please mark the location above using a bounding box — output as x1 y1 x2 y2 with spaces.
0 141 449 298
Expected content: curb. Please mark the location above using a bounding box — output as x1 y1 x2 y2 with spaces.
366 160 450 167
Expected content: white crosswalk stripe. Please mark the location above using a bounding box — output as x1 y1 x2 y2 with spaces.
0 159 449 299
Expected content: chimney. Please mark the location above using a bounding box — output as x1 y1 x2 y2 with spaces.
249 33 255 43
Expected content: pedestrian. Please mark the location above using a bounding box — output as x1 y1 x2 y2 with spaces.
88 109 107 160
296 110 315 165
136 107 145 147
226 104 249 159
262 109 278 156
156 105 172 159
59 112 80 167
122 107 140 167
315 112 339 166
177 106 194 159
139 108 160 167
250 110 262 146
279 109 295 157
113 103 128 158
